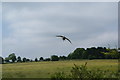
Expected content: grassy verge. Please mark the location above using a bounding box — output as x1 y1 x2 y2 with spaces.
2 59 118 78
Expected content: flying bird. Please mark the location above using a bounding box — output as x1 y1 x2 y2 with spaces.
56 35 72 44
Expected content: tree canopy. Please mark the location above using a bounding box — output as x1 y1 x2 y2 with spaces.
1 47 119 64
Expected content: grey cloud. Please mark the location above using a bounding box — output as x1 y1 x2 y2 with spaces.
0 3 2 56
2 2 118 58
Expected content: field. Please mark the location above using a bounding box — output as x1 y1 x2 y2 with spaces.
2 59 118 78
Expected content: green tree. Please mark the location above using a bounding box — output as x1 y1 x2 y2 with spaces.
86 47 97 59
35 58 38 62
59 56 67 60
51 55 59 61
39 57 44 61
68 48 85 59
5 57 10 63
44 58 51 61
23 57 27 62
8 53 16 63
26 59 30 62
17 56 22 62
104 49 119 59
30 59 33 62
67 53 73 59
67 47 110 59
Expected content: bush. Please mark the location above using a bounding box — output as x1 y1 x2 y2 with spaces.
51 72 68 80
51 62 120 79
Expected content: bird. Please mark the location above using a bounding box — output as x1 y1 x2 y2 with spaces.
56 35 72 44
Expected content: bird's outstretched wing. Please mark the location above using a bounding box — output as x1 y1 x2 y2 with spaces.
65 37 72 44
56 35 64 37
56 35 72 44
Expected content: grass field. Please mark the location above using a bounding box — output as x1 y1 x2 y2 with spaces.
2 59 118 78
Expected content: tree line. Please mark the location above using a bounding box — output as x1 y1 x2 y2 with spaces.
0 47 119 64
68 47 119 59
0 53 63 64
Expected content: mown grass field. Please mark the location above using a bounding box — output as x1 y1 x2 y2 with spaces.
2 59 118 78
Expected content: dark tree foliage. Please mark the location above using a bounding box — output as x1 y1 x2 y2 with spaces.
23 57 27 62
5 57 10 63
8 53 17 63
35 58 38 62
39 57 44 61
0 56 4 64
30 59 33 62
44 58 51 61
68 48 86 59
2 47 119 64
104 49 119 59
67 47 118 60
51 55 59 61
26 59 30 62
17 56 22 62
59 56 67 60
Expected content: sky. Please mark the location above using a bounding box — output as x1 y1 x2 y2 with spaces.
0 2 2 57
2 2 118 59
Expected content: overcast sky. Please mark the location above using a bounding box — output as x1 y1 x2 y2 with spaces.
0 3 2 57
2 2 118 59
